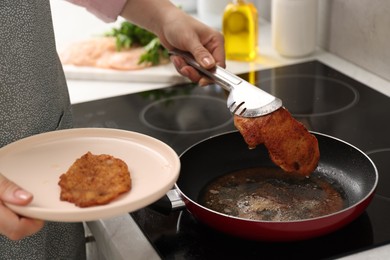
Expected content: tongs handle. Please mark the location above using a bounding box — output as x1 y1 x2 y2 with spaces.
169 50 241 91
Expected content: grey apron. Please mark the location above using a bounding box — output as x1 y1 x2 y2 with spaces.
0 0 85 259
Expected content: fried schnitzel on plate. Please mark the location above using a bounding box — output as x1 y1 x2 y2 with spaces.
0 128 180 222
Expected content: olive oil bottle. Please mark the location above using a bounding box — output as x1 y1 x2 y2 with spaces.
222 0 258 61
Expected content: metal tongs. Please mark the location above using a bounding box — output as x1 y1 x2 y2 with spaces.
169 49 282 117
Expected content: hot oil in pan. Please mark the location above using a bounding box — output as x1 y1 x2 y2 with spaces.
200 167 347 221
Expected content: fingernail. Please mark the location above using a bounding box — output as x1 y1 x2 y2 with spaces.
202 57 213 67
15 189 32 200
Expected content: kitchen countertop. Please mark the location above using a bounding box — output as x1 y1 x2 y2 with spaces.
65 27 390 104
50 1 390 259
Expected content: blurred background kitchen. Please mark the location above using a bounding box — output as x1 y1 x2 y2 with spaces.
52 0 390 83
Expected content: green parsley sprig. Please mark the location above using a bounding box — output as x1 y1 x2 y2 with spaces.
105 21 168 65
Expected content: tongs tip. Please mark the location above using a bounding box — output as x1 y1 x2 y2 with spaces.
170 49 283 118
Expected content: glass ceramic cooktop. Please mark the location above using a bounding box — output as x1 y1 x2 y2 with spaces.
72 61 390 259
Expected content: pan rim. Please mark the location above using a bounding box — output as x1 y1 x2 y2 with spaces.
177 130 379 224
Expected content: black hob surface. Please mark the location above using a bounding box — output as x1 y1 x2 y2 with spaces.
72 61 390 259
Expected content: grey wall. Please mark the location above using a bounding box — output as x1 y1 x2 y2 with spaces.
319 0 390 81
257 0 390 81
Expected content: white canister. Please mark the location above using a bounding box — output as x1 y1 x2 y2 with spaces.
197 0 231 29
272 0 318 58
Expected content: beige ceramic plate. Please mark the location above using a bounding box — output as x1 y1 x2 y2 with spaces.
0 128 180 222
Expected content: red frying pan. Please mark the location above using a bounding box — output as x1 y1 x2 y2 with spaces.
174 131 377 241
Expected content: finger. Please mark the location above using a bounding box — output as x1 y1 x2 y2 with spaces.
0 203 44 240
170 56 201 81
198 77 214 87
203 33 226 69
210 44 226 69
170 55 186 74
180 67 215 87
179 66 202 83
188 45 216 69
193 30 226 69
171 55 216 86
0 173 33 205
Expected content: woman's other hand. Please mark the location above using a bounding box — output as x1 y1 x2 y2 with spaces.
0 174 44 240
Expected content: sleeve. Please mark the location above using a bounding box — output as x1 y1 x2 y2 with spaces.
66 0 127 23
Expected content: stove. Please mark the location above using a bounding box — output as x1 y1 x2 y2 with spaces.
72 61 390 259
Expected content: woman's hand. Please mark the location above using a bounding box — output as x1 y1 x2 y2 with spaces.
0 174 44 240
120 0 225 86
159 8 225 86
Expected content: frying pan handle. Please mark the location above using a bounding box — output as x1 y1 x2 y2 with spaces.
148 189 186 215
167 189 186 210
